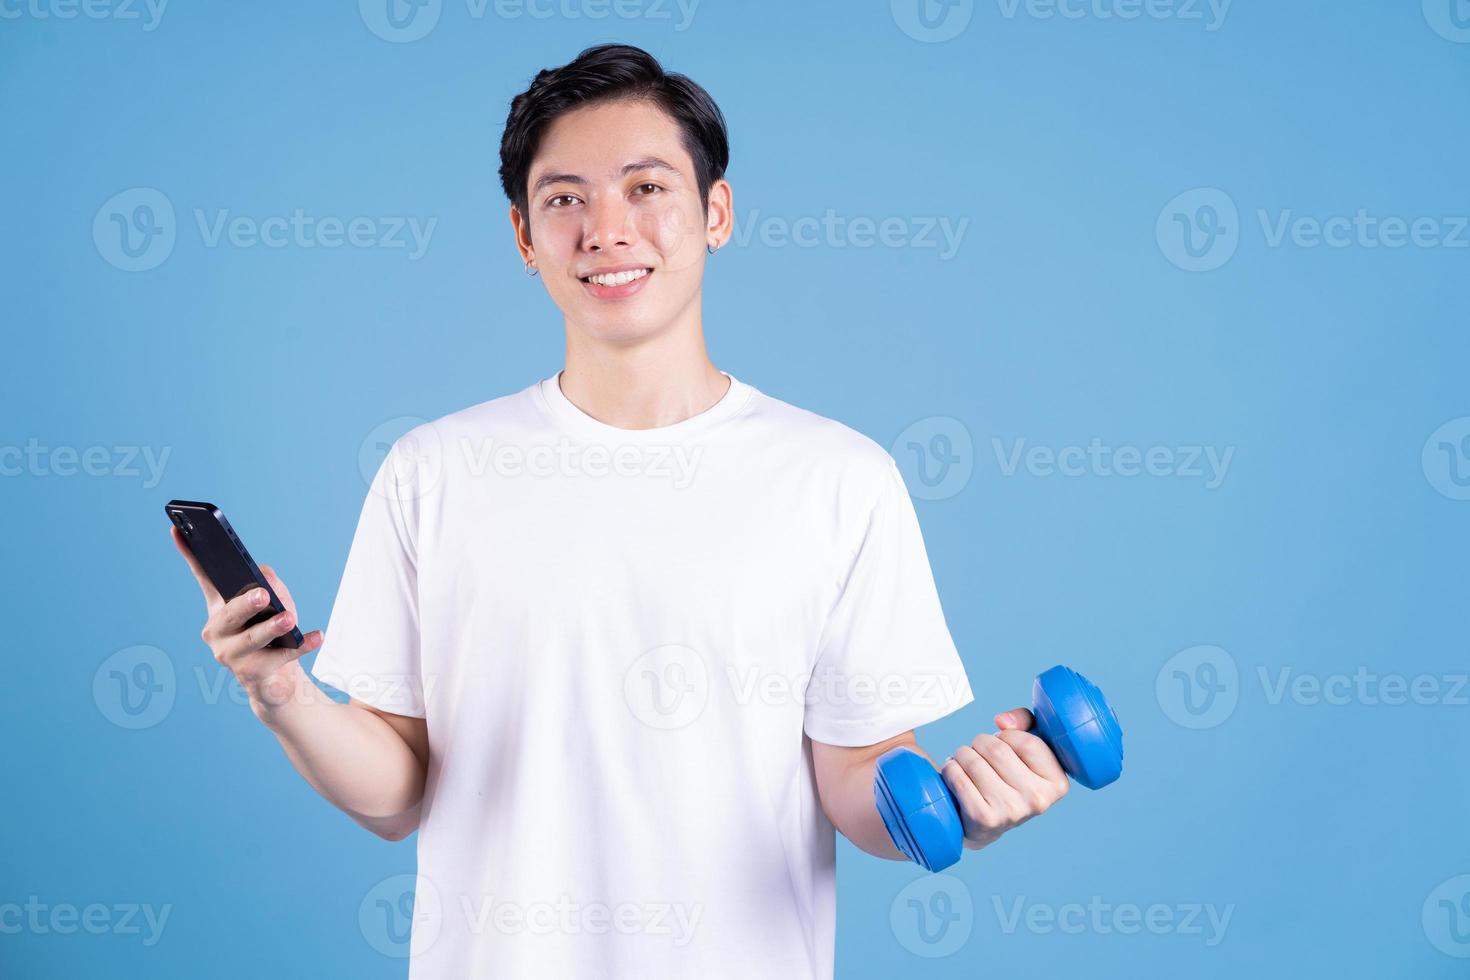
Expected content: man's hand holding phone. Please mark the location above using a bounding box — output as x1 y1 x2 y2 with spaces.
170 526 324 718
166 507 427 841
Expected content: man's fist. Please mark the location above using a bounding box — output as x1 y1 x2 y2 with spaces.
939 708 1070 851
171 525 324 714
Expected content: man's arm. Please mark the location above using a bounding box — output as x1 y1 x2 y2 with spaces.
258 688 428 841
173 527 428 841
810 729 921 860
811 708 1069 860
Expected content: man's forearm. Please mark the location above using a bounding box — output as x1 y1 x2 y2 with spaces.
817 733 936 861
254 670 427 840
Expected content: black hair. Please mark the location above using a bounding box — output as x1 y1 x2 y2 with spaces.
498 43 730 227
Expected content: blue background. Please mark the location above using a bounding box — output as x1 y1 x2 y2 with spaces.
4 1 1467 976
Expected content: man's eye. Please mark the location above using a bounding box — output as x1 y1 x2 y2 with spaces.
634 183 661 195
547 195 580 208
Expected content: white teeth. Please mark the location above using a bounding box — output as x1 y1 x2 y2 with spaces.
586 268 650 287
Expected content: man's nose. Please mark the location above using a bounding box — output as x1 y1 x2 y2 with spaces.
584 196 640 252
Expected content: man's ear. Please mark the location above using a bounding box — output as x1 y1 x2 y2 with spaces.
705 178 734 249
510 204 534 262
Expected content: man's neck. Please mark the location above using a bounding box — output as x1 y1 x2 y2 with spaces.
559 317 729 431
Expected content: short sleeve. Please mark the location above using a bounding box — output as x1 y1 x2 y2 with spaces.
309 443 427 718
803 457 974 746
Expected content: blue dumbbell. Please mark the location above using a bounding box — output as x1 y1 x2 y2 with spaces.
874 665 1124 873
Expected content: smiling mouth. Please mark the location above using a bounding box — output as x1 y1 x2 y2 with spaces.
580 268 653 287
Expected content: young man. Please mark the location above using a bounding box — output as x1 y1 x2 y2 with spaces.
172 44 1070 979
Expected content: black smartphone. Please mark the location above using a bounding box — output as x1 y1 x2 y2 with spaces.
164 499 304 649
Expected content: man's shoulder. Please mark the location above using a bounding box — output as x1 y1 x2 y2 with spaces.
365 382 544 481
742 385 899 490
407 380 544 440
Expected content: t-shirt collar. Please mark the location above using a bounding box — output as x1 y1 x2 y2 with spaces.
535 370 754 442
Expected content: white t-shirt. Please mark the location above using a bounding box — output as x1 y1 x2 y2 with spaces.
311 371 973 979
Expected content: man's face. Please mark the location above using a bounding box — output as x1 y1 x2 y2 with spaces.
513 99 728 345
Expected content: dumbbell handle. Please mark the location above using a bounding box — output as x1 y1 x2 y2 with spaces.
874 665 1124 873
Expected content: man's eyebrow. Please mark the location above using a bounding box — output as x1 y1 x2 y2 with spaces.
531 158 682 193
